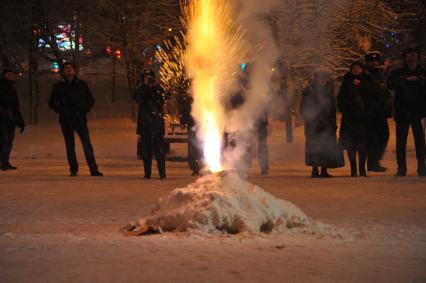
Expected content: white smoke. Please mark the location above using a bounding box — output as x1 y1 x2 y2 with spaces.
223 0 281 173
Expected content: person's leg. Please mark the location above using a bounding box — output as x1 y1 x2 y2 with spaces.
141 134 153 178
411 119 426 176
1 124 16 168
320 166 332 178
347 149 357 177
153 133 166 179
359 150 368 177
378 119 390 163
395 120 409 176
188 130 201 175
75 123 101 176
60 123 78 175
257 126 269 175
285 116 293 143
311 166 319 178
367 123 380 171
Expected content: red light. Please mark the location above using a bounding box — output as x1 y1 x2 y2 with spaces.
106 46 112 55
114 49 121 59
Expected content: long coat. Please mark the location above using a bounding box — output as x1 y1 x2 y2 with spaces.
300 82 344 168
0 79 25 127
133 84 166 136
337 73 374 151
387 64 426 121
49 77 95 126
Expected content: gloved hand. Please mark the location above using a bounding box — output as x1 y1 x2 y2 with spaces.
19 125 25 133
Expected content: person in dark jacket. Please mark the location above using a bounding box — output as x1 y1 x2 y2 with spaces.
387 47 426 177
364 52 390 172
133 69 166 179
177 85 202 176
49 62 103 177
0 69 25 170
255 112 270 175
300 69 344 178
338 62 373 177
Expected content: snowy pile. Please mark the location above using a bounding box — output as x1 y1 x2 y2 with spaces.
141 172 310 234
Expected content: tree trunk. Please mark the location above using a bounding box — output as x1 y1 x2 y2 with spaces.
123 40 135 120
28 45 39 124
28 47 34 124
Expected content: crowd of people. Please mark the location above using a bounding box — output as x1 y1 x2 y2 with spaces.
0 46 425 178
300 47 425 178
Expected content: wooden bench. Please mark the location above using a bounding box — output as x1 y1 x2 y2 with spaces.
164 134 188 153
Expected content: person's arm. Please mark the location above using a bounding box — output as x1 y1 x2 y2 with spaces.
12 90 25 131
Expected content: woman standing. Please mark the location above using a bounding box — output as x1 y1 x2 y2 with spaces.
300 69 344 178
338 62 373 177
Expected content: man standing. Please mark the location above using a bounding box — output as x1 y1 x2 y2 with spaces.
0 69 25 170
177 86 202 176
387 47 426 177
49 63 103 177
133 69 166 179
364 52 390 172
256 113 270 175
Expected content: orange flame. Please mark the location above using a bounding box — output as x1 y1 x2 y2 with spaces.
184 0 247 173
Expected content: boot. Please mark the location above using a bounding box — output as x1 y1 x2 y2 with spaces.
91 171 103 177
311 166 320 178
359 150 368 177
348 150 357 177
320 167 333 178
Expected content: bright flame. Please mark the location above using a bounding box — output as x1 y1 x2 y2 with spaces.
184 0 247 173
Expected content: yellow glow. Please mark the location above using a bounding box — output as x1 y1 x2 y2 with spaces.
184 0 247 173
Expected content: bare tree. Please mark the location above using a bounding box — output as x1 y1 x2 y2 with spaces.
90 0 181 117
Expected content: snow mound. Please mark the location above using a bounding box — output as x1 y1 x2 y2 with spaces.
142 172 310 234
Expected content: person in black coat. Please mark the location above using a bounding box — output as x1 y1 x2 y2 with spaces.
387 47 426 177
364 52 390 173
49 62 103 177
338 62 373 177
255 112 270 175
300 69 344 178
177 85 202 176
0 69 25 170
133 69 166 179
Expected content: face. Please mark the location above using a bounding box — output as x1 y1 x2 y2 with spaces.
351 65 363 76
62 64 75 77
405 52 419 66
3 72 14 81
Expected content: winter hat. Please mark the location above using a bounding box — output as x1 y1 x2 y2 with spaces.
364 51 381 62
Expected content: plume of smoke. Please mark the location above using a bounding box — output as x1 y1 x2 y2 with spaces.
223 0 281 172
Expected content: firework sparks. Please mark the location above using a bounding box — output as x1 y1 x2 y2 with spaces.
183 0 248 173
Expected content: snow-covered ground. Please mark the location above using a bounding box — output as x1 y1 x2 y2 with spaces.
0 119 425 283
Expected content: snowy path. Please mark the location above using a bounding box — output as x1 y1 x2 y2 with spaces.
0 119 425 282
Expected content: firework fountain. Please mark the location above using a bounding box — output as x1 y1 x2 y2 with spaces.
135 0 310 235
